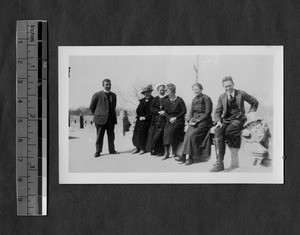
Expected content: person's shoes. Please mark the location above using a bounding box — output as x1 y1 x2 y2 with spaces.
132 148 140 154
139 150 146 155
94 152 101 158
185 158 193 165
110 151 120 154
210 160 225 172
175 156 186 163
162 153 170 160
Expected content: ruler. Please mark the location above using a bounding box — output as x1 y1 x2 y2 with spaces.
16 20 47 216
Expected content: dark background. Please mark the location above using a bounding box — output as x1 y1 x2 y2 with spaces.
0 0 298 234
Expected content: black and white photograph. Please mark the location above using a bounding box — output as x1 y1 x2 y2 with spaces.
59 46 283 184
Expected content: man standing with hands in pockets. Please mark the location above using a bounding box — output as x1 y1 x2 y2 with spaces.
90 79 119 158
210 76 258 172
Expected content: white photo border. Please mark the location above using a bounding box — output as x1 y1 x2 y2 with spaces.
59 46 284 184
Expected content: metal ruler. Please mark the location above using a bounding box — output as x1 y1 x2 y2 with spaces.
16 20 47 216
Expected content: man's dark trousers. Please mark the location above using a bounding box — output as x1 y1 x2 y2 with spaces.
213 118 244 164
215 119 244 142
95 119 115 153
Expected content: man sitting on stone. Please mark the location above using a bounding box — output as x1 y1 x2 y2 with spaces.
210 76 259 172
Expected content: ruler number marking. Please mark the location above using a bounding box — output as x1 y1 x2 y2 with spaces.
18 178 24 182
17 20 47 216
18 197 24 202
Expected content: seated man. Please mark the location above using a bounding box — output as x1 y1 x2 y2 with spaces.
210 76 258 172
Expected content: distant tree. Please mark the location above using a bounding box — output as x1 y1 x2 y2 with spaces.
69 106 126 117
118 78 154 111
69 106 92 116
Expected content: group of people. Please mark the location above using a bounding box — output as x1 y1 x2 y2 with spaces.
89 77 258 172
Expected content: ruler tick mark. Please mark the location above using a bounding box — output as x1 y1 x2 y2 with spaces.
17 20 48 216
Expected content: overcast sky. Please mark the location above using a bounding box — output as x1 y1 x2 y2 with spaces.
69 54 273 111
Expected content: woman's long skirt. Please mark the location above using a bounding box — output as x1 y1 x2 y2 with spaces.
163 121 185 147
132 120 151 150
181 120 211 156
146 115 166 154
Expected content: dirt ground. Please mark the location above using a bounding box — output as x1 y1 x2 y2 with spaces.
68 121 272 173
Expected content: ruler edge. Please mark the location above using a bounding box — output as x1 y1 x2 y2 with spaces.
16 20 48 216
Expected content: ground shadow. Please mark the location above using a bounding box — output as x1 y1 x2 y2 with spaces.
223 166 239 172
100 148 136 156
69 136 79 139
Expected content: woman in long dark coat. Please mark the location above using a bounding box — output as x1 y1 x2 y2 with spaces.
161 83 186 160
132 85 154 154
146 84 168 156
176 83 213 165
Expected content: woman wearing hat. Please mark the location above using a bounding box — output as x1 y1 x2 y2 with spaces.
176 83 213 165
132 85 154 154
146 84 168 156
161 83 186 160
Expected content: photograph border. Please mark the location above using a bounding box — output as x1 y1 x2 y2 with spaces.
59 46 283 184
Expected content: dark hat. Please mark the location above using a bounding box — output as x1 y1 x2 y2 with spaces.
141 85 153 94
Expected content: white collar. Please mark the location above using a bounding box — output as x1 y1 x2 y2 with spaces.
227 90 235 98
103 90 111 93
169 96 177 102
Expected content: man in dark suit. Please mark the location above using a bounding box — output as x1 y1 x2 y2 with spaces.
89 79 119 157
210 76 258 172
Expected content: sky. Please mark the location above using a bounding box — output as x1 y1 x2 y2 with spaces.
69 54 274 111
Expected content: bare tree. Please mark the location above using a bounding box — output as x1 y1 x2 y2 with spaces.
118 78 154 111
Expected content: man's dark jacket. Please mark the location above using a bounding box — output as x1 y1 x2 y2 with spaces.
89 90 117 125
214 89 258 123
